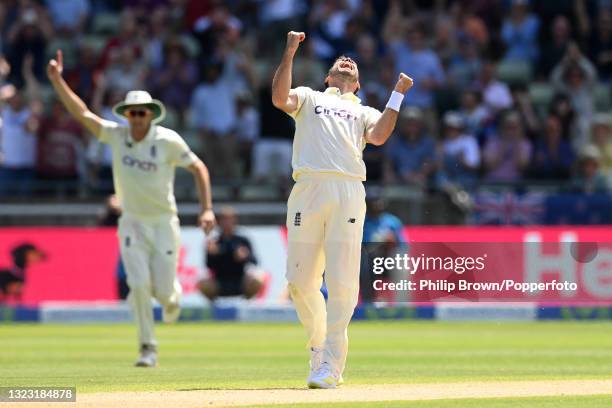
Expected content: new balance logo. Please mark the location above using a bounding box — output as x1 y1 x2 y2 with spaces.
294 212 302 226
348 218 356 223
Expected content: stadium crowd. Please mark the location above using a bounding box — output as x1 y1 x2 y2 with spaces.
0 0 611 200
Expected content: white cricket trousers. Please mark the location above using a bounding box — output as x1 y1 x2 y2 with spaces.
285 173 366 375
118 214 182 346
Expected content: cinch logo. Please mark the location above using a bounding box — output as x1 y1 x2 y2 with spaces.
314 105 358 121
122 155 158 172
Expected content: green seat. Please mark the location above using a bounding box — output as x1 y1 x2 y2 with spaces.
529 82 554 118
594 85 611 111
211 185 234 201
238 185 281 201
160 108 180 130
383 185 423 201
496 60 532 85
80 35 108 54
46 38 77 69
92 13 120 35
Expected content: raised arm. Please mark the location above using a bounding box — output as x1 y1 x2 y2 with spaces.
366 73 414 146
47 50 107 137
271 31 305 114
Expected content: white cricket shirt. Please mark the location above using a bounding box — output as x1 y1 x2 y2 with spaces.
287 87 382 181
99 122 197 219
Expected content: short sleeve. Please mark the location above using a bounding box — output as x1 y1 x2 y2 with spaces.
168 134 198 168
287 86 312 119
364 107 382 135
98 120 121 144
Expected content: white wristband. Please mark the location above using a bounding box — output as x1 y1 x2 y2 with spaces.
385 91 404 112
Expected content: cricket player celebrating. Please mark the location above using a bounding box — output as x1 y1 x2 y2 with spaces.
47 50 215 367
272 32 413 388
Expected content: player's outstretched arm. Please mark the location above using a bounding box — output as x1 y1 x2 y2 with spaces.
366 73 414 146
188 160 216 234
47 50 107 138
271 31 305 114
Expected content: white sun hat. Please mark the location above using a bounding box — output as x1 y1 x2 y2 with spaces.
112 90 166 124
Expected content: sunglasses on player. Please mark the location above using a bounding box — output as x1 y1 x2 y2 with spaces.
126 109 149 118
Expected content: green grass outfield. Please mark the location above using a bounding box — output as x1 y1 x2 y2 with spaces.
1 321 611 406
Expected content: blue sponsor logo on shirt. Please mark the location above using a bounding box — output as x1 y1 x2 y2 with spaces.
122 155 158 172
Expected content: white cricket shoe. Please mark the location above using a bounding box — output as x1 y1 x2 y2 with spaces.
307 347 324 381
134 344 157 367
307 362 339 389
162 301 181 324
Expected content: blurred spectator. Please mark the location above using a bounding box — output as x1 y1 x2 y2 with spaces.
4 3 53 86
435 111 480 191
104 44 147 94
143 6 172 71
64 44 99 105
501 0 540 63
253 65 294 183
383 7 445 109
529 114 574 180
383 107 435 188
590 113 612 177
511 84 540 139
124 0 169 19
192 3 242 59
0 243 46 304
549 93 577 140
447 35 482 86
350 33 380 86
587 9 612 81
97 9 142 71
190 60 239 179
257 0 307 57
198 207 263 301
292 40 328 89
569 144 609 193
360 188 406 302
483 111 532 182
148 40 198 118
551 43 597 148
538 15 571 78
459 88 488 138
235 91 260 177
0 82 40 196
433 16 457 69
308 0 355 61
45 0 90 35
36 99 85 185
477 59 513 116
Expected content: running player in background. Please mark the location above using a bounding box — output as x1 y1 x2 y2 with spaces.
47 50 216 367
272 31 413 389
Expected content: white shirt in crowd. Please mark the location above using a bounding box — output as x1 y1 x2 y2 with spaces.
0 107 36 168
288 86 382 181
98 122 197 219
442 134 481 167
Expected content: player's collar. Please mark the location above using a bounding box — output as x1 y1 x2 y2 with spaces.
128 124 156 144
324 87 361 104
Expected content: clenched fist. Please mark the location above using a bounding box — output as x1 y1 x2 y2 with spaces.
286 31 306 53
394 73 414 94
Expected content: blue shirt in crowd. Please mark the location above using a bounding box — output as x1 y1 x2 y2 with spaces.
388 42 445 108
